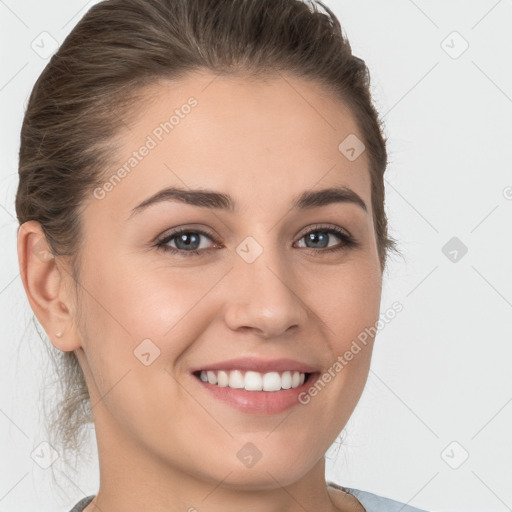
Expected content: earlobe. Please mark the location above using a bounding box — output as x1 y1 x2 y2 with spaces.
17 220 81 352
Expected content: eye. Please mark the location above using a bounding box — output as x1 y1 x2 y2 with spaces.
156 227 219 256
155 224 357 257
294 224 357 254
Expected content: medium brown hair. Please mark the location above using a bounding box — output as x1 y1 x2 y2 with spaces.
16 0 398 471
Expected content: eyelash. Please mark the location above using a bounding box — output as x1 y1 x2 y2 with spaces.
155 224 358 257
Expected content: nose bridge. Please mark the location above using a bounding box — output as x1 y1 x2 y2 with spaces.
223 232 307 337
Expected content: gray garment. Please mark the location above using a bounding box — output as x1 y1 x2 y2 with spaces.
68 486 431 511
328 482 431 511
68 495 94 512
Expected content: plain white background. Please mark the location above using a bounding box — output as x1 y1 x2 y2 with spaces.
1 1 511 511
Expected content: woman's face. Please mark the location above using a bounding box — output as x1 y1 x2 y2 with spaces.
72 72 382 490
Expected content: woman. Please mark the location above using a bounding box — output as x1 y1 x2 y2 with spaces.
16 0 430 510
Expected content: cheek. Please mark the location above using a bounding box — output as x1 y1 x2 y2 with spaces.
303 258 382 347
76 264 202 443
83 251 216 338
77 258 222 392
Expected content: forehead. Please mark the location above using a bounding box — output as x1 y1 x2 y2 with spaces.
93 71 372 219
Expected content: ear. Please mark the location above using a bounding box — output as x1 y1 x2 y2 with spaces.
17 220 82 352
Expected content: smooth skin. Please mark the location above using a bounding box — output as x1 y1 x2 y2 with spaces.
18 71 381 512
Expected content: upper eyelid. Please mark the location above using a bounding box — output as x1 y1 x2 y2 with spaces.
157 226 218 243
299 223 350 236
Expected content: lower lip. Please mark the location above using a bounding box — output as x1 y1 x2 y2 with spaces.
192 372 319 414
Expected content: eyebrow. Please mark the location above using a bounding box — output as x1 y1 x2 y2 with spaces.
128 185 367 219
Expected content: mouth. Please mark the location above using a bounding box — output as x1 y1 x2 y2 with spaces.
192 369 315 391
188 356 321 414
190 368 321 415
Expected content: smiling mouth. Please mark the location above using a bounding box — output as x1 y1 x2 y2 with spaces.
192 369 314 391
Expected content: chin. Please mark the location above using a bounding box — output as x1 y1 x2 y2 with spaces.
193 442 321 491
214 464 313 491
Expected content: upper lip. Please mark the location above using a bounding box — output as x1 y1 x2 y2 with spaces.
190 357 319 374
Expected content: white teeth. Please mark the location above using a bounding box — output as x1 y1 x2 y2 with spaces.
262 372 281 391
197 369 307 391
217 370 229 387
281 371 292 389
229 370 245 388
244 371 263 390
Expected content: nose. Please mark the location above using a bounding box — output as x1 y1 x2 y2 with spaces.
222 243 309 339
